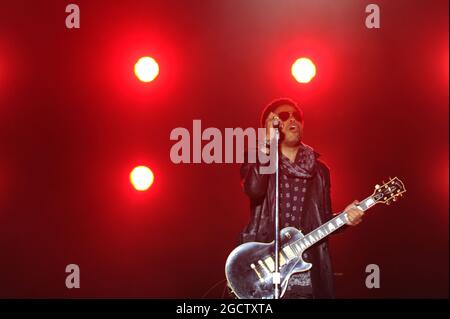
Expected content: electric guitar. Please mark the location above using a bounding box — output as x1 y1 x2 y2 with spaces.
225 177 406 299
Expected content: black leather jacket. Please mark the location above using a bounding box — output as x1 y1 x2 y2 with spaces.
239 150 337 298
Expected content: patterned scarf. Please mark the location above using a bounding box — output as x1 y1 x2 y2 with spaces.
279 143 316 178
278 143 317 292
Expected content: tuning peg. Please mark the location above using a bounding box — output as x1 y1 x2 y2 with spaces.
375 184 380 189
386 201 391 205
392 197 397 202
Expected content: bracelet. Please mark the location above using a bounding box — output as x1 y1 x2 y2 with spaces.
258 141 270 155
258 140 270 148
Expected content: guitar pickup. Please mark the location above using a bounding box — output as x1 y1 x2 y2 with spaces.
282 246 296 259
263 257 275 272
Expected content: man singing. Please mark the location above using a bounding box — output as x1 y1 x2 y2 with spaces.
239 98 364 298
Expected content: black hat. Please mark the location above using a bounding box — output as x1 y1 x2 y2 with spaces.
260 98 303 127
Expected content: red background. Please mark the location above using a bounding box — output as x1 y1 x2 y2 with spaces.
0 0 448 298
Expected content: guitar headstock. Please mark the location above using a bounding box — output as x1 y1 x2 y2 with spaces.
372 177 406 205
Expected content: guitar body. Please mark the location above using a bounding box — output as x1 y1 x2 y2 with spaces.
225 227 312 299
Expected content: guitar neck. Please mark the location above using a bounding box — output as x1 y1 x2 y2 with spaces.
293 195 377 251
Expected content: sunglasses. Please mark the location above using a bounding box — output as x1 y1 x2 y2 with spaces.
275 111 302 122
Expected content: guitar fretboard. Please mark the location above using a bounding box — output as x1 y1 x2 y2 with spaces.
288 195 377 253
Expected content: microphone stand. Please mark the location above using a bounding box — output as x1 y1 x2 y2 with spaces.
272 120 281 299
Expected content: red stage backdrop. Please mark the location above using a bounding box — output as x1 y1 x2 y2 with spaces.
0 0 448 298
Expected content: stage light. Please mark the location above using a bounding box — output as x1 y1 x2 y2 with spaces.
291 57 316 83
134 57 159 82
130 166 154 191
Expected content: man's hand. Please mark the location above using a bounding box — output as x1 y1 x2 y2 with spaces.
264 112 279 142
345 200 364 226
